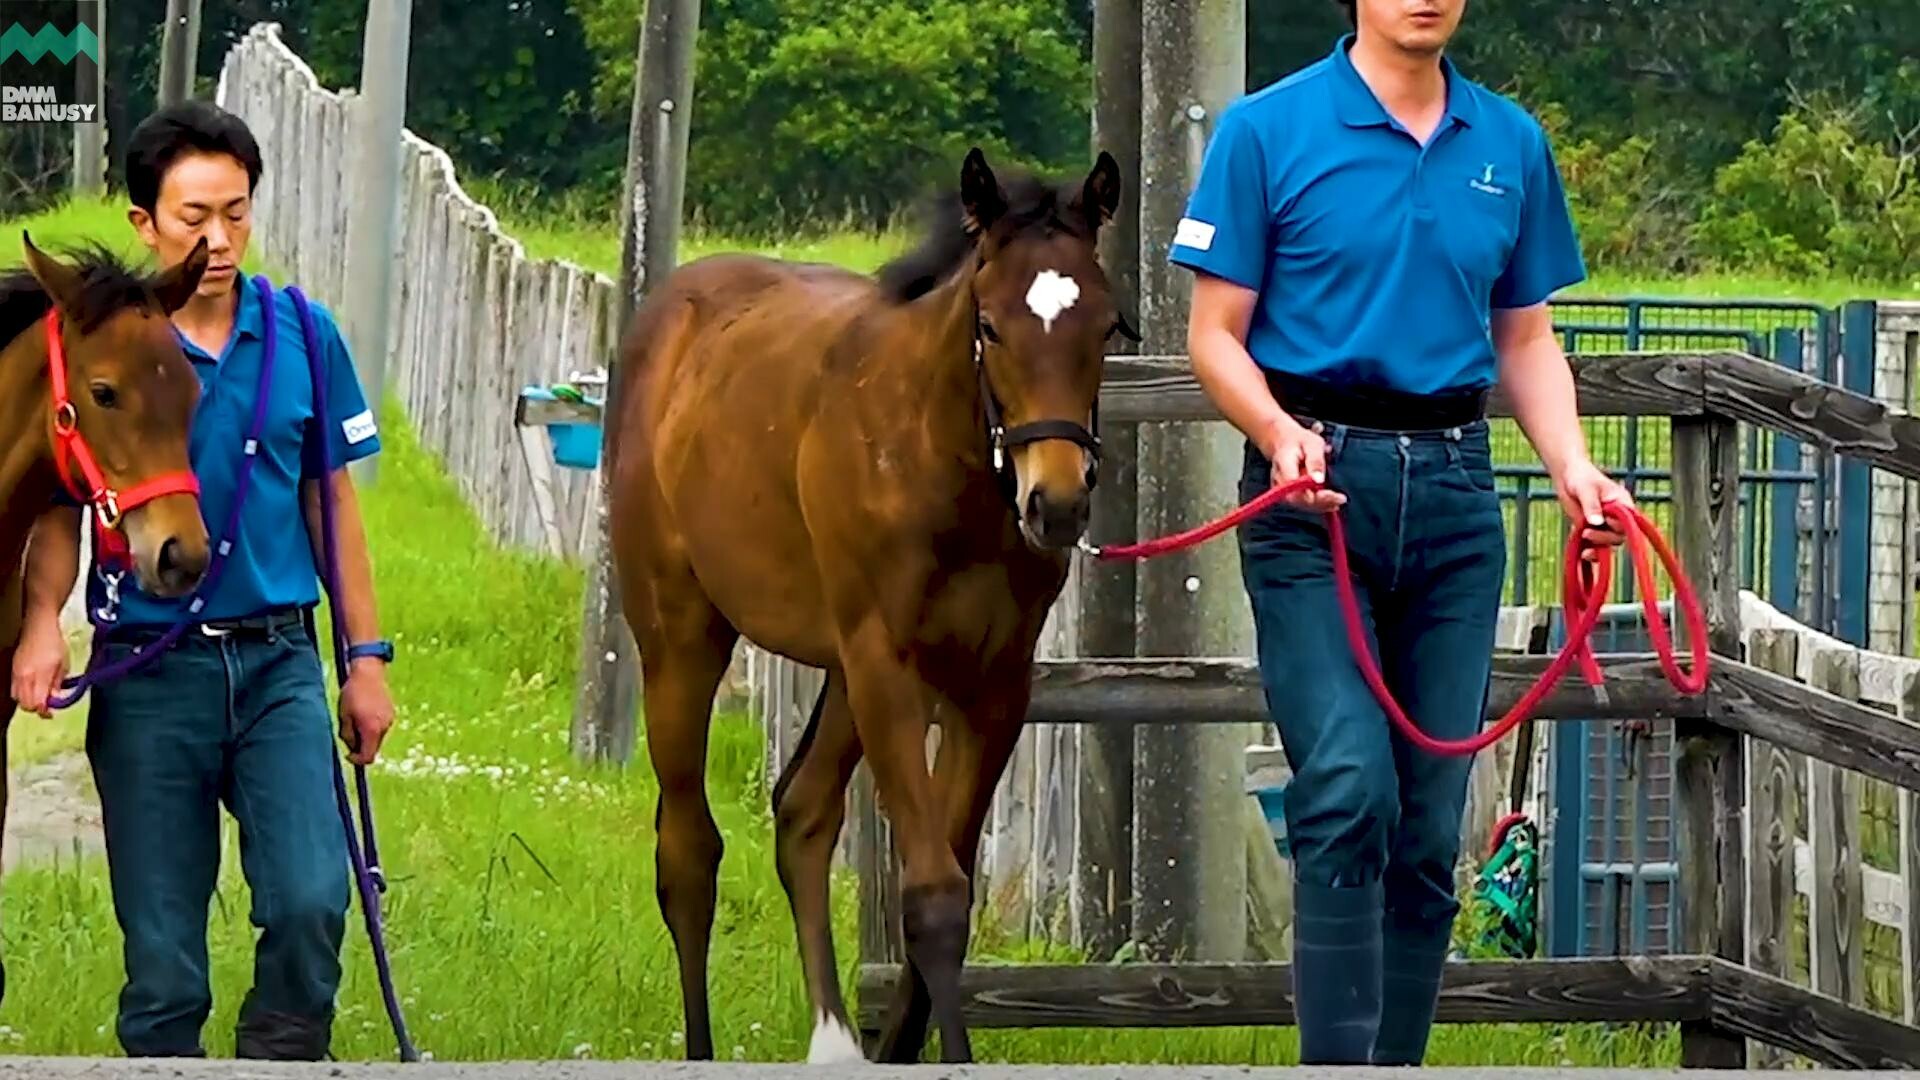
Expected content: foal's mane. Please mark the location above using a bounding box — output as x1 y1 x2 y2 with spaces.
874 168 1094 304
0 242 165 352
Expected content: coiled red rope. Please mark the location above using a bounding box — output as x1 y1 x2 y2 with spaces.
1085 477 1710 757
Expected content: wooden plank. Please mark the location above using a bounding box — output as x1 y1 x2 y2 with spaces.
1027 654 1705 727
1743 627 1799 1068
1094 352 1707 423
1703 347 1920 485
1709 960 1920 1070
853 956 1710 1029
1023 655 1920 793
1903 668 1920 1025
516 393 601 427
1808 642 1865 1007
1672 411 1746 1069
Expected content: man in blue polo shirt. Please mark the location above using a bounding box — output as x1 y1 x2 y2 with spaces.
10 101 395 1061
1172 0 1630 1065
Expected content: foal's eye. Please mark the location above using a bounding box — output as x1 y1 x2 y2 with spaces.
89 382 118 409
979 319 1001 345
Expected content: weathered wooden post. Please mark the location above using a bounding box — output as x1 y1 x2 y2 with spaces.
69 0 105 197
571 0 701 763
1672 409 1748 1066
1072 0 1142 962
1132 0 1249 962
157 0 201 106
341 0 413 485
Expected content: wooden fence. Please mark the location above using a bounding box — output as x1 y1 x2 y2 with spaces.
214 23 620 563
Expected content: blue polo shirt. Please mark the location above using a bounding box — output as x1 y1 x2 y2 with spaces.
1169 35 1587 395
76 277 382 629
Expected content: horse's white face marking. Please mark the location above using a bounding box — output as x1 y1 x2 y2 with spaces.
806 1011 865 1064
1025 268 1080 333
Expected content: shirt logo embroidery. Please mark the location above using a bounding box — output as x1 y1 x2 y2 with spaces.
1469 162 1507 197
342 409 378 445
1174 216 1216 251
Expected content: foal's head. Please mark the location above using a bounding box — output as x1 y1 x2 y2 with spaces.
1 233 211 596
881 148 1134 550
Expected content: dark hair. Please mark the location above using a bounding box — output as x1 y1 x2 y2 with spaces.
0 242 172 348
124 101 264 215
875 169 1092 303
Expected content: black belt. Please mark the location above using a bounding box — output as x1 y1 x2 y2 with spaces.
103 605 310 644
1264 368 1488 432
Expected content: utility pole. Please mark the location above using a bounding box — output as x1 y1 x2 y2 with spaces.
69 0 105 196
571 0 702 763
157 0 201 106
340 0 415 486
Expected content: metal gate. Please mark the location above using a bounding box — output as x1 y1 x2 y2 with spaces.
1525 298 1881 957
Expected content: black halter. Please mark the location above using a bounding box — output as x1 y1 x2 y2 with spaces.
973 314 1103 513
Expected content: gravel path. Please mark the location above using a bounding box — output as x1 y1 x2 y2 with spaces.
0 1062 1914 1079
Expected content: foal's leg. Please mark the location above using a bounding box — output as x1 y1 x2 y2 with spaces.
837 627 978 1063
632 579 739 1061
770 671 866 1062
874 689 1025 1063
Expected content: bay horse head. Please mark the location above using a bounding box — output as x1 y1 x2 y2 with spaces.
3 233 212 596
914 147 1137 550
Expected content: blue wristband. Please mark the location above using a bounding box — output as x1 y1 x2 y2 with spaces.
347 639 395 664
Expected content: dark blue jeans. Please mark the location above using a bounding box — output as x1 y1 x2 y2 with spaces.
84 615 347 1059
1236 419 1506 1065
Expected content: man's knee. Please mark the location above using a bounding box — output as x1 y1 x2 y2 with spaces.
1286 758 1400 885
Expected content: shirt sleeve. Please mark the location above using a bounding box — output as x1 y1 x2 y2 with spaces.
300 298 383 481
1491 122 1588 309
1167 101 1270 291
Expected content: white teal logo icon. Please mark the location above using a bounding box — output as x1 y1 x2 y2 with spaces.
1470 162 1507 197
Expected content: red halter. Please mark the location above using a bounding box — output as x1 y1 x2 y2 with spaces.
44 308 201 568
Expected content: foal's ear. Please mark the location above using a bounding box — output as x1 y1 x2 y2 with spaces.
960 147 1007 235
1078 150 1123 230
150 237 211 314
21 232 83 314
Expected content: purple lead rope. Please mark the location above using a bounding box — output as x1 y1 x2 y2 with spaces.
288 284 418 1063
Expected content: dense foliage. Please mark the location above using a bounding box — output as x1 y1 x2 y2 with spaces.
4 0 1916 281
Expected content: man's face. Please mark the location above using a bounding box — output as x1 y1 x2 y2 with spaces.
1355 0 1464 55
129 150 252 300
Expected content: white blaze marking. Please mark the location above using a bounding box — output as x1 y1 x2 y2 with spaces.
1025 269 1080 333
806 1012 866 1064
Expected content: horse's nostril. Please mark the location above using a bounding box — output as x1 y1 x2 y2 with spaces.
1026 488 1043 519
158 538 181 576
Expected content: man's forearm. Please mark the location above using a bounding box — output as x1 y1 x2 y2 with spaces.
1190 323 1292 451
303 470 382 652
23 508 82 624
1496 323 1589 481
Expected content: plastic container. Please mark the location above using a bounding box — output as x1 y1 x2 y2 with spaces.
522 386 604 470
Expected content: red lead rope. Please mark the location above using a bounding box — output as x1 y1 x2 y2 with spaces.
1087 476 1710 758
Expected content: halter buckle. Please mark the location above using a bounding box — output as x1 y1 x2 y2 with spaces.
53 401 77 435
95 491 122 531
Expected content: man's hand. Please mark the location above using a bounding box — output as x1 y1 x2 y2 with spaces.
338 659 394 765
1555 455 1632 554
1261 415 1347 512
10 612 68 719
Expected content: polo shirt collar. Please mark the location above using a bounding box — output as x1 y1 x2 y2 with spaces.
1328 32 1480 132
176 275 265 364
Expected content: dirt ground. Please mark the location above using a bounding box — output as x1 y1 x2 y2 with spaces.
1 750 102 873
0 1063 1912 1080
